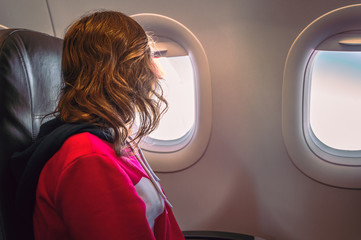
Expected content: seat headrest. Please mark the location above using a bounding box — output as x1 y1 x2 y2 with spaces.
0 29 63 153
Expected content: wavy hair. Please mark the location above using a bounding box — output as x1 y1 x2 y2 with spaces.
56 10 167 155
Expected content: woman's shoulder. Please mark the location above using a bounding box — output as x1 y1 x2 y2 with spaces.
44 132 115 171
61 132 114 158
42 132 120 182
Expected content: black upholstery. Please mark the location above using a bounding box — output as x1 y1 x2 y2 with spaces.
0 29 63 240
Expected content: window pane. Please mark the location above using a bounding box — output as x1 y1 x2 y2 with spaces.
310 51 361 150
148 55 195 141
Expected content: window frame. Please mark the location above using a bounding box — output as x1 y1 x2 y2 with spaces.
282 4 361 189
131 13 212 172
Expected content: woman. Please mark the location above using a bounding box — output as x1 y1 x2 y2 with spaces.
13 10 184 240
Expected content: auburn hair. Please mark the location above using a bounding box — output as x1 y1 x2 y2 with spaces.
56 10 167 155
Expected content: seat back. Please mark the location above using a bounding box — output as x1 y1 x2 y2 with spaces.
0 29 63 240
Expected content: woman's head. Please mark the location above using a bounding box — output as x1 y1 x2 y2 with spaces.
57 10 167 155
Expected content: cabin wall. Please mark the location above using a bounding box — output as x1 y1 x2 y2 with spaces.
0 0 53 34
1 1 361 240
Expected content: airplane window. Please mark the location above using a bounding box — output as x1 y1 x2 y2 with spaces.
131 13 211 172
309 51 361 151
282 4 361 189
149 55 195 141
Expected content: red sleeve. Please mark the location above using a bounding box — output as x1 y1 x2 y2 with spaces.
54 153 156 240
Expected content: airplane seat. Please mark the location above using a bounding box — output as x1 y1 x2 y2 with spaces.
0 28 63 240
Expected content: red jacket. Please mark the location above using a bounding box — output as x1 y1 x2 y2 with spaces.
33 132 184 240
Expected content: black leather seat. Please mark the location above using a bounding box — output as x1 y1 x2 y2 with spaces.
0 29 63 240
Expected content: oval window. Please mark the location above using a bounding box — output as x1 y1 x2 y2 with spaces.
146 37 195 143
282 4 361 188
309 50 361 151
131 13 212 172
